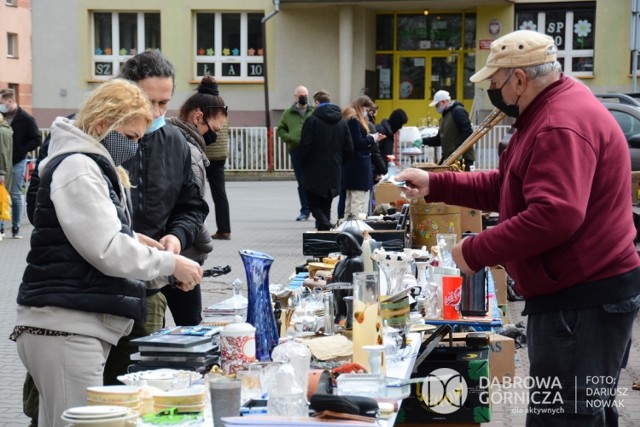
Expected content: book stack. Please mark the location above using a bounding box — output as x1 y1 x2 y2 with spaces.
202 295 248 326
129 326 221 374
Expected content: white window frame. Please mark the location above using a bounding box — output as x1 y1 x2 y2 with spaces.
90 12 160 80
518 9 595 78
193 12 264 83
7 32 17 58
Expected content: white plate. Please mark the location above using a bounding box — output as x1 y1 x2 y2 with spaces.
86 385 140 395
117 369 201 387
63 405 130 419
61 410 137 424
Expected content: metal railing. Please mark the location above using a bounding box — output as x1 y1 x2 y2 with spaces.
39 125 511 172
226 125 510 172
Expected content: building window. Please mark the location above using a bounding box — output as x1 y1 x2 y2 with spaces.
5 0 17 6
91 12 161 80
7 33 17 58
516 3 595 77
194 12 264 82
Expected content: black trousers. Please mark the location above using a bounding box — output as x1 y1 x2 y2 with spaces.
162 284 203 326
205 159 231 234
289 149 310 216
307 190 334 231
525 302 637 426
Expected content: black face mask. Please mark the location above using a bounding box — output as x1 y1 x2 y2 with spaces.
203 124 217 145
487 72 521 118
298 95 308 106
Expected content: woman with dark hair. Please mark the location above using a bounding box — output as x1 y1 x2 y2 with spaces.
164 75 228 324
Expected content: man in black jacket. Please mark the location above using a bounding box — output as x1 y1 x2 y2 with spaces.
0 89 41 238
299 90 353 230
421 90 474 170
103 51 210 384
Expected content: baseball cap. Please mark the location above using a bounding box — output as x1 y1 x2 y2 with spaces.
429 90 451 107
470 30 558 83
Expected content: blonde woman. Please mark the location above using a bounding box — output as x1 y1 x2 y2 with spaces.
341 96 385 218
12 79 203 427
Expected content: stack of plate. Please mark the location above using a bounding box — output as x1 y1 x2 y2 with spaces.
86 386 142 413
153 385 207 414
61 405 138 426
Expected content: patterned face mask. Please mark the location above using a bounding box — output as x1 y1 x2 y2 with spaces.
101 131 139 166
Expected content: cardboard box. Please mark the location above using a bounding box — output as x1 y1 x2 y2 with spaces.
632 172 640 205
373 182 406 207
397 346 491 424
490 265 507 306
436 332 516 384
302 230 404 256
460 208 483 234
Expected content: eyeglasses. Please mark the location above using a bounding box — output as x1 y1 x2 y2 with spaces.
205 105 229 115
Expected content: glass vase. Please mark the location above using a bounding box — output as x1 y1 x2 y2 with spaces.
378 252 412 297
351 272 384 374
240 249 279 361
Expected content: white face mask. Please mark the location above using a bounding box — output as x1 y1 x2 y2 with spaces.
0 103 8 114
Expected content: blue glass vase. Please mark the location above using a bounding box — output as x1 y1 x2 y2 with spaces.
239 249 279 361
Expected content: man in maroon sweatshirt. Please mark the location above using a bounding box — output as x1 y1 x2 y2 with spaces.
398 30 640 426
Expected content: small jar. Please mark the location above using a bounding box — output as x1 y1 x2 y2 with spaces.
220 315 256 375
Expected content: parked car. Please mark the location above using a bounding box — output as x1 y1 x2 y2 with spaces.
498 95 640 171
594 93 640 106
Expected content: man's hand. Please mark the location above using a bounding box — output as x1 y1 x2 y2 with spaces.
172 255 203 292
159 234 182 255
395 168 430 198
452 238 474 276
136 233 165 250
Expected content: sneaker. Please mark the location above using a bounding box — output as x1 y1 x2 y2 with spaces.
12 227 22 239
296 213 310 221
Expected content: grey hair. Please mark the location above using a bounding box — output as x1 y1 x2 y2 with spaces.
505 61 562 81
118 50 176 93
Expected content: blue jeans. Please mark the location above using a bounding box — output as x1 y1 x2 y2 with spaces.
289 149 309 216
10 159 26 229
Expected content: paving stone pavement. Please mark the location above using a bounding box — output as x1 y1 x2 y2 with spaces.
1 179 640 425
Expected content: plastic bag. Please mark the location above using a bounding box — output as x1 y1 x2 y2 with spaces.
0 183 10 221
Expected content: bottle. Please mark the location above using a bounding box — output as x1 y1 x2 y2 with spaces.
271 327 311 396
266 362 308 417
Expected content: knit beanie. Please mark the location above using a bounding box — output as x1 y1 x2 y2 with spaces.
388 109 408 133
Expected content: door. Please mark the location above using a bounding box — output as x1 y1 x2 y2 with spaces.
396 53 457 126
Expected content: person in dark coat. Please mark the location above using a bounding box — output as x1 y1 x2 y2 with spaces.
299 90 353 231
342 96 386 219
421 90 474 170
376 108 408 164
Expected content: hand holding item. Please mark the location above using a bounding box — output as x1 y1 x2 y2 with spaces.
172 255 203 291
136 233 165 250
452 238 474 276
159 234 182 254
395 168 430 198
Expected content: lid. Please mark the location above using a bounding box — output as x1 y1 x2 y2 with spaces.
222 315 256 335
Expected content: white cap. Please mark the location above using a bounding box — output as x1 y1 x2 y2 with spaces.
429 90 451 107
